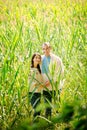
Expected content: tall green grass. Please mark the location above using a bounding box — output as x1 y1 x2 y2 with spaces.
0 0 87 129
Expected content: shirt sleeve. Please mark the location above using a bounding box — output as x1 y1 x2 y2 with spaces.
49 56 64 82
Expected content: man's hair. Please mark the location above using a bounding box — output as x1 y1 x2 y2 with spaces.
42 42 51 48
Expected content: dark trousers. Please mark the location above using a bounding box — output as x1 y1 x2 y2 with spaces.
29 92 41 117
29 91 56 119
43 90 54 118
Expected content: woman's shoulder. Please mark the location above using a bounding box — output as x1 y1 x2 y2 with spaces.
30 67 37 71
30 68 37 74
30 67 40 75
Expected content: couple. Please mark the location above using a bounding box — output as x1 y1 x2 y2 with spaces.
29 42 64 119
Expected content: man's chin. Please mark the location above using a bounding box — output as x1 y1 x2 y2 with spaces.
45 54 50 56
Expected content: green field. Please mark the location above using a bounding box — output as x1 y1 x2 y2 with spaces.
0 0 87 129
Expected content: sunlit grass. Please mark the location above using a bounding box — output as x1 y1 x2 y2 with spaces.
0 0 87 129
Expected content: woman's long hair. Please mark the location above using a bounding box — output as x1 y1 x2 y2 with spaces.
31 53 41 74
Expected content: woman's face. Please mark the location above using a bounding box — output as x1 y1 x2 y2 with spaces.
33 54 41 67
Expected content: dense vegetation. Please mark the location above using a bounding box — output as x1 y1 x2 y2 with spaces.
0 0 87 129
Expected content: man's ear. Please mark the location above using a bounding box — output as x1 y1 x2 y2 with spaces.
49 46 51 49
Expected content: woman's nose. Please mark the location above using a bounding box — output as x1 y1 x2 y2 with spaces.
37 59 40 62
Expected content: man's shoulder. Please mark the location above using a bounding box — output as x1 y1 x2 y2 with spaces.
41 55 44 58
41 55 45 60
51 53 61 61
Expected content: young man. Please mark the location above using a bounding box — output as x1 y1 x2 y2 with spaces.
41 42 64 118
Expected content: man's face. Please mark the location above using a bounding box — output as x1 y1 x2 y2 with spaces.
42 45 51 56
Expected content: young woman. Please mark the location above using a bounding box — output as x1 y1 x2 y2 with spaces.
29 53 44 118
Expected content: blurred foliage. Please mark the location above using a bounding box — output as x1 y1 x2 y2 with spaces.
0 0 87 129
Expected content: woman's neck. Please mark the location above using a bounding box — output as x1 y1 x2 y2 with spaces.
34 63 37 68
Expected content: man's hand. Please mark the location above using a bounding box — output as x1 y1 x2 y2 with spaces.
45 81 50 87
